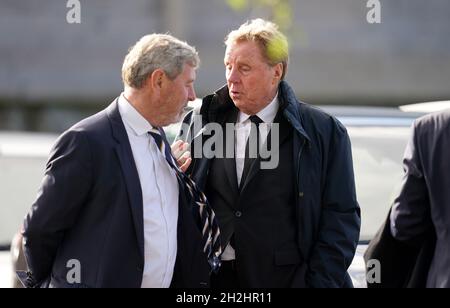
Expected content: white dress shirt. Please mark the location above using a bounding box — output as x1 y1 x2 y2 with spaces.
118 94 179 288
221 94 280 261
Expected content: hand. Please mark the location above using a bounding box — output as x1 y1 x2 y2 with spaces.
171 140 192 173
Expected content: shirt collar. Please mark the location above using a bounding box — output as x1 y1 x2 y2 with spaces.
238 92 279 124
118 93 153 136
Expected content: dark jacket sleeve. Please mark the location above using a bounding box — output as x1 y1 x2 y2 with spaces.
306 120 361 288
22 130 93 285
176 107 203 144
364 208 435 288
390 120 431 242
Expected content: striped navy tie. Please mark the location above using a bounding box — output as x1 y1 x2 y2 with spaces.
148 127 222 273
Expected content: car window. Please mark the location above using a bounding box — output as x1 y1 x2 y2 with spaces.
347 126 412 241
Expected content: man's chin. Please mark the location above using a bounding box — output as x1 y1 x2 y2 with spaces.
162 113 184 127
233 101 252 114
176 110 186 122
231 99 243 109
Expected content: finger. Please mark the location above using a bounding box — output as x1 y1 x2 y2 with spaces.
177 151 191 167
180 158 192 173
180 151 191 160
175 143 190 160
181 142 189 152
171 140 184 159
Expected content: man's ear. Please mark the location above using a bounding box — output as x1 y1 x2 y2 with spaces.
149 69 166 90
273 63 283 82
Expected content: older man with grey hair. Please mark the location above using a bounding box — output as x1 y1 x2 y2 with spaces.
22 34 219 288
179 19 360 288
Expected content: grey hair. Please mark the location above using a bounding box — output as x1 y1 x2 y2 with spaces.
122 34 200 89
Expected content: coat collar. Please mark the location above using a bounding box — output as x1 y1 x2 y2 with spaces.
279 81 311 143
106 99 129 144
201 85 237 125
201 82 311 143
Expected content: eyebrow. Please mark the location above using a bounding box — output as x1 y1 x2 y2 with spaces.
228 54 253 62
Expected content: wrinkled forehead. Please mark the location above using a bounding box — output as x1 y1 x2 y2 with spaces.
224 40 266 64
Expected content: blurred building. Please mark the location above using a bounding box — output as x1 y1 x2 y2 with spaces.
1 0 450 132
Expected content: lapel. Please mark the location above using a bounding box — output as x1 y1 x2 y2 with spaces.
198 88 240 196
239 107 292 194
106 99 145 260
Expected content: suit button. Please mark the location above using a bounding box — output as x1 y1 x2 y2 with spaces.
235 211 242 218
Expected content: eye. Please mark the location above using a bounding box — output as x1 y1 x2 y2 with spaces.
240 65 251 73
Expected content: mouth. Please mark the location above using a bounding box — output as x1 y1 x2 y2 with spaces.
230 91 241 98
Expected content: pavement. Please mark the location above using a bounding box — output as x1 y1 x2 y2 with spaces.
0 251 12 288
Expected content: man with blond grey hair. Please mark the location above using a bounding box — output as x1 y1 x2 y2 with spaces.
178 19 361 287
22 34 217 288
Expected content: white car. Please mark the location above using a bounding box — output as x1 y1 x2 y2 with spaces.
328 102 449 287
0 132 57 245
0 132 58 288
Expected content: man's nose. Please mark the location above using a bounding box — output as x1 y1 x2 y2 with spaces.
227 68 240 84
187 86 196 102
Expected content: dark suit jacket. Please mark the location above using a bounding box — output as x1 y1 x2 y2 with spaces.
389 110 450 288
204 105 303 287
22 100 209 288
178 82 361 288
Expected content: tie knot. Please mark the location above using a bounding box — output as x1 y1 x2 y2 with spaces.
148 128 165 152
249 115 263 125
148 127 162 137
148 128 164 142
